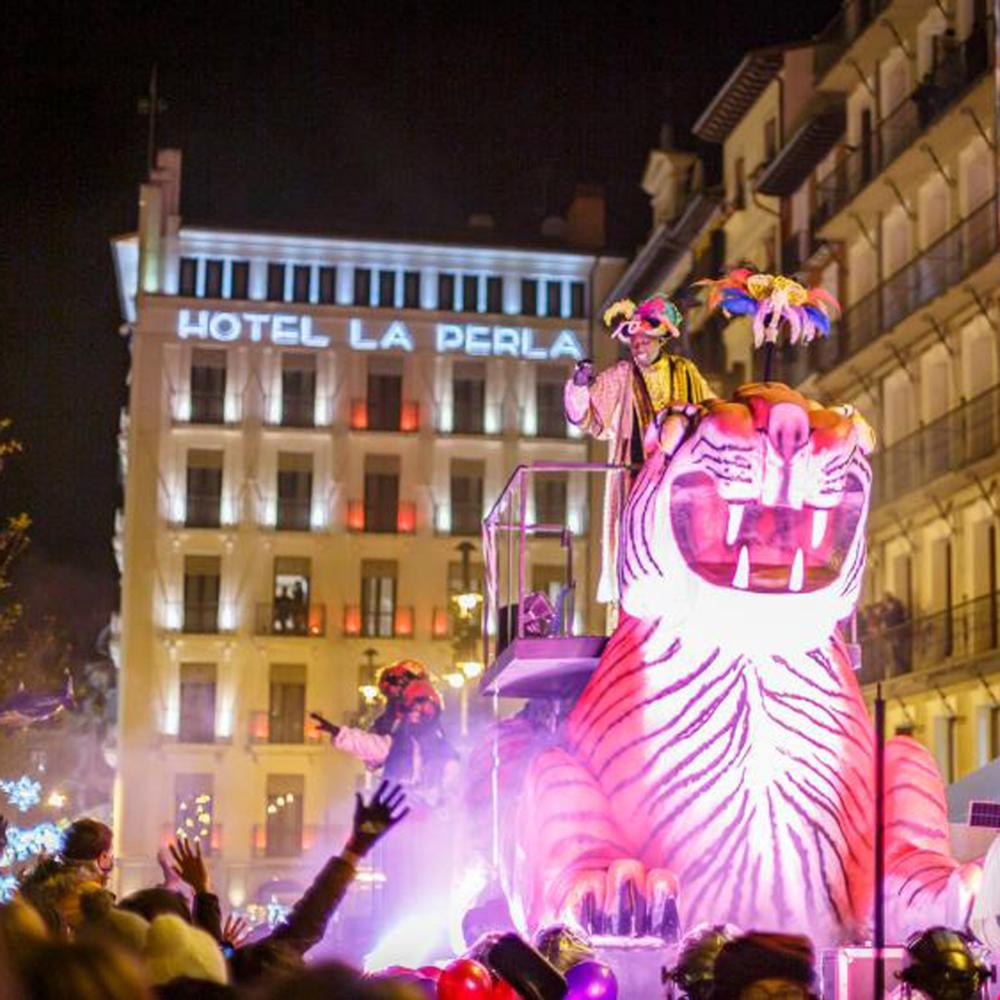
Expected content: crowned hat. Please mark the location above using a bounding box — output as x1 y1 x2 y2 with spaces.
603 294 682 341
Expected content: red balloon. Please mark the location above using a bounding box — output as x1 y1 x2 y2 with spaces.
419 966 443 982
491 978 520 1000
437 958 493 1000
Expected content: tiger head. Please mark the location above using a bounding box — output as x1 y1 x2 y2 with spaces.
620 383 874 644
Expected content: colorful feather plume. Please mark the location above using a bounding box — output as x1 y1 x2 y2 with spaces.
604 293 682 341
695 269 840 348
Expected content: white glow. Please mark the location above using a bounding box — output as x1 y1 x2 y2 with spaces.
169 492 186 526
224 390 241 424
438 399 454 434
732 545 750 590
365 912 448 971
220 494 237 527
522 399 538 437
259 494 277 529
314 393 330 427
459 660 483 679
484 401 501 434
789 548 805 593
811 509 828 549
567 505 582 536
162 600 182 632
454 592 482 617
173 389 192 423
310 499 326 531
445 672 465 689
218 603 236 632
162 684 179 736
435 505 451 534
228 885 246 908
177 310 330 347
215 685 235 739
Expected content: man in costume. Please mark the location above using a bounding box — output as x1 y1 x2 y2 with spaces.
564 293 714 604
369 659 428 736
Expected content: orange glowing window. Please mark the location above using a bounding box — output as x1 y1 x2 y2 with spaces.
343 605 361 636
432 608 450 639
350 399 368 430
253 825 266 854
250 712 269 742
394 607 414 637
400 401 419 432
347 501 365 532
308 605 325 636
396 502 416 534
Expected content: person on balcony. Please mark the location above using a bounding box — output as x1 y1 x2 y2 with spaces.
564 294 714 606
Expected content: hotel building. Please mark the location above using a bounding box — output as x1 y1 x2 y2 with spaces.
110 149 624 906
611 0 1000 808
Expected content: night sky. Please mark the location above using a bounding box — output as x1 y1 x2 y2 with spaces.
0 0 838 625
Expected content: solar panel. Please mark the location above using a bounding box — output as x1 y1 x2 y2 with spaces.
968 800 1000 828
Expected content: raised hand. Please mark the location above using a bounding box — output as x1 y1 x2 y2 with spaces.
169 836 210 894
572 359 596 387
309 711 340 739
346 780 409 856
222 913 250 948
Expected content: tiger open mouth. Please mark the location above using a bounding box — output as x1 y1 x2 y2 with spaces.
669 471 865 594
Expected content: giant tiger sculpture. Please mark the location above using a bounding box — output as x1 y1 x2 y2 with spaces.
506 383 986 948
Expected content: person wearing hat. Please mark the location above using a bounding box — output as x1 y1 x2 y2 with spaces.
710 932 818 1000
564 294 714 607
371 659 428 736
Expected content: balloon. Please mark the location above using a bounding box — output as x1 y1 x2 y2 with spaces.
491 978 520 1000
564 961 617 1000
437 958 493 1000
394 973 439 999
419 966 443 982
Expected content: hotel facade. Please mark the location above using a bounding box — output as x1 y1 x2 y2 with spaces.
110 150 624 907
611 0 1000 807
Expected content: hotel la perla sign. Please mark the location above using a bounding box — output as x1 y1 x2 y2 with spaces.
175 309 584 361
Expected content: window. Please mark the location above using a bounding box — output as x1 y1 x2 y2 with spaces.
292 265 311 303
265 774 304 857
452 362 485 434
536 368 567 438
933 715 957 783
204 259 224 299
276 453 312 530
318 266 337 304
403 271 421 308
764 117 777 162
535 474 567 526
178 663 216 743
267 263 286 302
281 354 316 428
269 664 305 744
364 455 400 533
438 273 457 310
486 276 502 314
272 557 311 635
733 157 746 210
231 260 249 300
183 556 220 634
570 282 586 318
190 349 227 424
361 559 397 637
545 281 562 317
521 279 538 316
353 268 372 306
179 257 198 296
175 774 214 854
185 450 223 528
451 460 485 536
462 275 480 312
377 270 396 307
367 358 403 431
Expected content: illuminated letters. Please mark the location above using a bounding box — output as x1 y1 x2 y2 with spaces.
520 328 548 361
465 325 492 357
244 314 271 342
380 321 414 352
300 316 330 348
271 314 300 346
348 318 378 351
178 309 210 339
436 324 465 353
549 329 584 361
492 327 521 358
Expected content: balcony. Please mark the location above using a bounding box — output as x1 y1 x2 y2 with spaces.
450 501 483 537
814 29 991 232
350 399 420 432
857 591 1000 689
810 196 998 374
247 710 325 745
275 499 311 532
869 383 1000 510
251 823 341 859
254 603 326 637
181 603 221 635
347 500 416 534
185 494 222 529
813 0 890 82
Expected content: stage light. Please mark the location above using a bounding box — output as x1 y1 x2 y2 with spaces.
459 660 483 679
445 672 465 689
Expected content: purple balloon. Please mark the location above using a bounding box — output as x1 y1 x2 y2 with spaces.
565 961 617 1000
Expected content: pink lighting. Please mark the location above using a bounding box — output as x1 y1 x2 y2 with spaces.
396 502 416 534
400 401 419 432
347 501 365 532
350 399 368 430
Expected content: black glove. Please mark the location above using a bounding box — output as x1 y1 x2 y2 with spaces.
310 712 340 739
572 359 596 387
346 781 409 856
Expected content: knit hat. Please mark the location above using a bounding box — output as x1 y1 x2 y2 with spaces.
711 933 815 1000
144 913 229 985
77 887 149 954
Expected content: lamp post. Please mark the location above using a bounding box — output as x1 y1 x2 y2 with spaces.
450 541 484 737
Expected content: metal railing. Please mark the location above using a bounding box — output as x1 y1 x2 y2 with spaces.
814 0 890 80
182 603 220 635
188 391 226 424
857 591 1000 685
275 498 311 531
450 501 484 537
254 603 326 637
810 196 998 373
279 393 316 428
870 383 1000 508
247 710 324 745
814 29 991 229
185 494 221 529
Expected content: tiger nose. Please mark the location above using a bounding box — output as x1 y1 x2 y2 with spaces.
767 402 810 460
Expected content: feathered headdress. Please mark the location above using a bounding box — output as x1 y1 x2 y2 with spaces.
603 294 682 341
695 269 840 348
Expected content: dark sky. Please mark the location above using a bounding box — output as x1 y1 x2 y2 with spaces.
0 0 838 620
